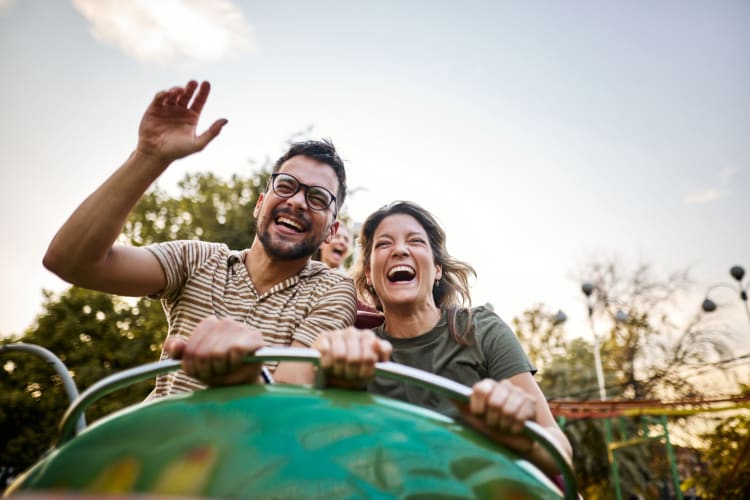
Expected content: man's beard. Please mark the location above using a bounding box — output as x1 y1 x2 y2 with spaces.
256 209 328 261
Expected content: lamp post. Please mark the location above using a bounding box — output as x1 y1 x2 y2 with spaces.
582 282 624 500
582 282 607 401
701 265 750 327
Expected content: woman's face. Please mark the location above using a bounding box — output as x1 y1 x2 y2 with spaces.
367 214 441 311
319 225 351 268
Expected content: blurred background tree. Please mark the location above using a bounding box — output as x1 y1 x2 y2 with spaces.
513 257 739 498
0 288 161 486
683 384 750 497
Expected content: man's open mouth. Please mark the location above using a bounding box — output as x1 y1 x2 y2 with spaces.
275 216 305 233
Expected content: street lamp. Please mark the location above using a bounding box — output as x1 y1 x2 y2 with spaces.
582 282 607 401
582 282 629 500
553 309 567 325
701 265 750 326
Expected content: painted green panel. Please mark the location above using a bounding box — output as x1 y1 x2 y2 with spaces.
12 385 561 499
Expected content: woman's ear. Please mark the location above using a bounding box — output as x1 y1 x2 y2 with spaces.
435 264 442 281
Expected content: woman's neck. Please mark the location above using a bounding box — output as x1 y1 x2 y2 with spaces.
382 303 441 339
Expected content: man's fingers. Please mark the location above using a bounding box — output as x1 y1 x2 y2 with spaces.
180 316 265 384
227 345 245 373
164 335 187 359
313 332 333 368
329 329 348 377
194 119 228 151
189 81 212 114
177 80 198 107
151 89 170 107
164 86 184 106
210 353 229 376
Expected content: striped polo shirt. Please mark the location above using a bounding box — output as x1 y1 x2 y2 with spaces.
145 240 357 397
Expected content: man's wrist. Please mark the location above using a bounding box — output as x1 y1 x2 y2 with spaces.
128 149 174 178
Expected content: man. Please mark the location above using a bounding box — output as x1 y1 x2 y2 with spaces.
43 80 357 396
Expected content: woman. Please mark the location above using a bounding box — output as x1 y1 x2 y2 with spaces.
313 201 572 478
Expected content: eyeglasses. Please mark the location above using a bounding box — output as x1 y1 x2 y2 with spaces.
269 173 337 214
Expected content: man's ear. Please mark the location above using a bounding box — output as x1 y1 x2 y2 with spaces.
253 193 265 218
323 220 339 245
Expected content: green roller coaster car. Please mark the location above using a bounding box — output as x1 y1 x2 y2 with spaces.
3 346 576 499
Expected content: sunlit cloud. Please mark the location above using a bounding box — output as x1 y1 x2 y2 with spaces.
0 0 15 15
684 167 737 205
72 0 254 66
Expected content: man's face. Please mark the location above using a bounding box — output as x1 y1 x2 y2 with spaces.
254 156 339 261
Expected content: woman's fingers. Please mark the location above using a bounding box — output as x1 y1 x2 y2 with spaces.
470 379 536 435
313 328 391 382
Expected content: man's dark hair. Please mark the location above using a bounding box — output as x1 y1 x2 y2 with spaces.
273 139 347 211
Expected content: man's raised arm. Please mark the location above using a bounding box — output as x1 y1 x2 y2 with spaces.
43 80 227 297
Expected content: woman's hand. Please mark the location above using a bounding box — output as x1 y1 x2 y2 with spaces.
456 378 538 456
470 378 537 434
313 328 392 388
457 375 572 477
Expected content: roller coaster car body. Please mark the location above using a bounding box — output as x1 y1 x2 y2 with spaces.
4 348 574 499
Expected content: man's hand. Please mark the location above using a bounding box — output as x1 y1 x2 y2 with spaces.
136 80 228 164
313 328 392 388
164 317 264 386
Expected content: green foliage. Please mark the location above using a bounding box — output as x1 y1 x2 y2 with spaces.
0 288 163 486
122 170 271 249
513 258 740 498
512 304 568 374
685 385 750 498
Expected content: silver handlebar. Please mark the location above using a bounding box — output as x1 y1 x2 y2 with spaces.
56 347 577 498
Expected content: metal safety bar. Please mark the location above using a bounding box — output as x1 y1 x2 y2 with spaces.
1 342 86 433
55 347 576 498
56 347 320 446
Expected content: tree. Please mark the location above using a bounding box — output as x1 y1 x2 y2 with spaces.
0 288 163 486
513 257 739 498
684 384 750 498
122 169 270 249
512 304 568 375
579 259 733 401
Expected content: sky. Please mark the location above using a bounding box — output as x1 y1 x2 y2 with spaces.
1 1 749 359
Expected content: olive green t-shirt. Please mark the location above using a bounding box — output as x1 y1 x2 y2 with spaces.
368 305 535 419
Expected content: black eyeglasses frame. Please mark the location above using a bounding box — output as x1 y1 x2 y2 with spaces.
268 173 338 216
